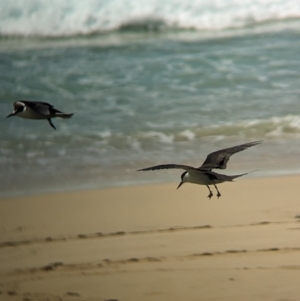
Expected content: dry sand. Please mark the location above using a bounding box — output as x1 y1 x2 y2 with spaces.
1 176 300 301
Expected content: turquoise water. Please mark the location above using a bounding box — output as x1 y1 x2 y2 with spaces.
1 0 300 196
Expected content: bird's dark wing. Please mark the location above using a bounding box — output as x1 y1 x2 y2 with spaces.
21 100 53 116
199 140 262 171
138 164 197 172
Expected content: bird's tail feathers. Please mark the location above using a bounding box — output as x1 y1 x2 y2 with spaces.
55 112 74 119
229 169 259 181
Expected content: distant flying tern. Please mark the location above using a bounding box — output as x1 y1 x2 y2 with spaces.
7 100 74 130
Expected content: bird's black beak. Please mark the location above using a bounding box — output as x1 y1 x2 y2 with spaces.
177 181 184 189
6 112 15 118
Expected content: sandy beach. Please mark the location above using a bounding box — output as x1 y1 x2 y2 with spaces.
1 175 300 301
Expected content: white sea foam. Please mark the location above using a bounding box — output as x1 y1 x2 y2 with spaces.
132 115 300 148
202 115 300 138
142 131 175 144
97 130 112 139
178 129 196 141
1 0 300 37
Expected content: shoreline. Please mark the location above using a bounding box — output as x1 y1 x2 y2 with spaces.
2 168 300 200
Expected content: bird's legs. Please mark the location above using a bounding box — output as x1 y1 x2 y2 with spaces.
206 185 213 199
214 184 221 198
47 118 56 130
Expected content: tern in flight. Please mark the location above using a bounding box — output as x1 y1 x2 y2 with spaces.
7 100 74 130
138 141 262 199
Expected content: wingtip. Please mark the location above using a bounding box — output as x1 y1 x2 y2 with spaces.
248 169 259 173
137 168 147 172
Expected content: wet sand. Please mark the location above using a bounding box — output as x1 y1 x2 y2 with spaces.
1 176 300 301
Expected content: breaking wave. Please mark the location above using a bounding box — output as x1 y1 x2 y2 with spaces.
1 0 300 37
92 115 300 148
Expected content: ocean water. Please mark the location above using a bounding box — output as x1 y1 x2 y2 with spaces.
1 0 300 197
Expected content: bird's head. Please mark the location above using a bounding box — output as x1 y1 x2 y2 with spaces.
6 101 26 118
177 171 188 189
